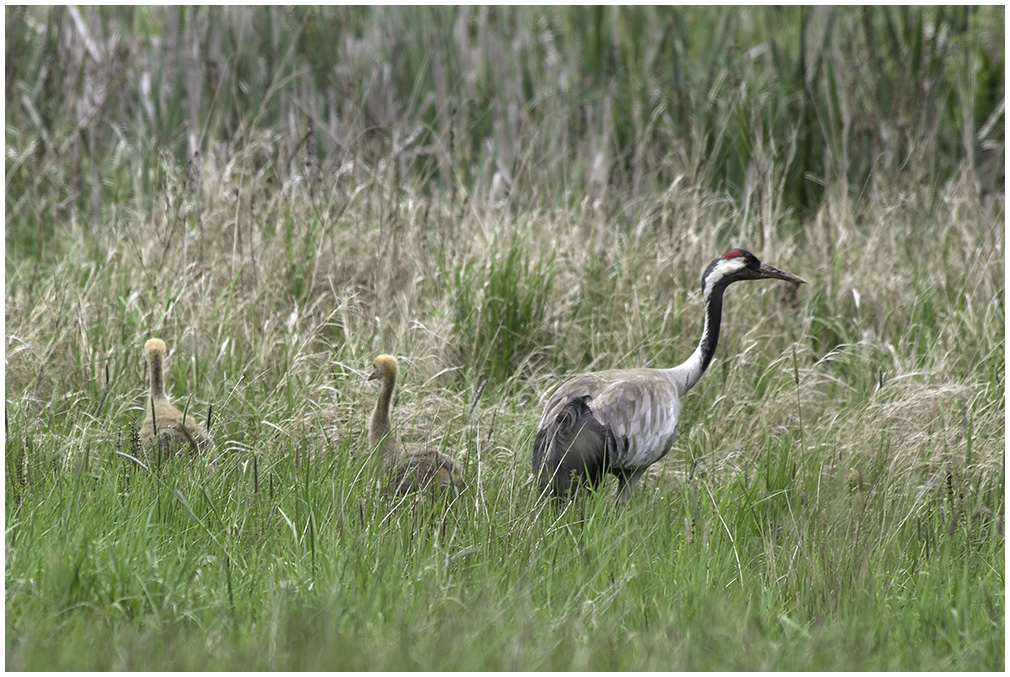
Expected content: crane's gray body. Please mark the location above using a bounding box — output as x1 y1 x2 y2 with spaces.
536 366 693 471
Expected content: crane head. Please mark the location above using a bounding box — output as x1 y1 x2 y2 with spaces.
369 354 398 382
144 338 168 358
703 248 806 291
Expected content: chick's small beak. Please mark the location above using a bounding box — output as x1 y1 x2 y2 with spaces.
758 262 806 284
367 368 379 381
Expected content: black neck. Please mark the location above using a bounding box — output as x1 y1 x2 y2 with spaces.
672 278 730 394
698 280 728 376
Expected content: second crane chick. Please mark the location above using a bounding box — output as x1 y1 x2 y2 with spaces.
139 338 211 455
368 354 466 495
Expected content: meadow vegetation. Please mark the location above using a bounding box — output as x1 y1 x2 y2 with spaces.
5 6 1004 670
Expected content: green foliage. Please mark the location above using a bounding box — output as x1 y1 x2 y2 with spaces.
5 6 1003 267
450 236 554 390
5 423 1003 670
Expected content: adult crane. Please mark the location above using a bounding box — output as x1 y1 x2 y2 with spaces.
532 248 804 502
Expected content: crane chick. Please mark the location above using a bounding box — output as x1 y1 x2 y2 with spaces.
368 354 466 495
139 338 210 455
533 249 804 502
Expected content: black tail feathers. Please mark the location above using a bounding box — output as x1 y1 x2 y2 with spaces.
532 396 615 500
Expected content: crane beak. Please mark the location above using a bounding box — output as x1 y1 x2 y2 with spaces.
757 262 805 284
367 368 379 381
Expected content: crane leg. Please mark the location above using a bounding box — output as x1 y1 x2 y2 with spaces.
615 468 647 505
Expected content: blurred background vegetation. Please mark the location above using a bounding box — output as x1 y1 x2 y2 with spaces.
6 5 1004 266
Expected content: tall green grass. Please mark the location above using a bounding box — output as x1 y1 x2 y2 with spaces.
450 234 554 389
6 417 1003 670
5 6 1004 671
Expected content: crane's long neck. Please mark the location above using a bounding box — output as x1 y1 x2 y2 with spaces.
148 351 168 401
369 373 395 449
670 280 728 396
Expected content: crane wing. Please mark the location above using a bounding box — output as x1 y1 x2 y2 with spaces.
537 369 682 469
532 395 617 498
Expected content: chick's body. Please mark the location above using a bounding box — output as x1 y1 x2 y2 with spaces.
139 338 210 455
368 354 465 495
